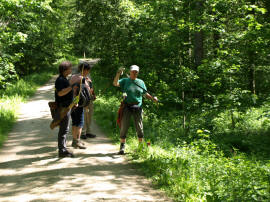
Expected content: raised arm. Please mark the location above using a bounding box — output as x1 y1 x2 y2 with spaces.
113 68 124 87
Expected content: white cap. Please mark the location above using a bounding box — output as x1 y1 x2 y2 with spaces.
130 65 139 72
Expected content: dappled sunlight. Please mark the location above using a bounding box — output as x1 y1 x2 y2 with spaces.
0 74 170 201
0 152 166 201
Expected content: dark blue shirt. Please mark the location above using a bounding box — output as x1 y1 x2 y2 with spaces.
55 76 73 107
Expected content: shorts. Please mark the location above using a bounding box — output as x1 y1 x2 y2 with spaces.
71 106 84 128
120 106 144 139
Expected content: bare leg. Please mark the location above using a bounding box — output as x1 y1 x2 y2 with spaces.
72 126 85 149
72 126 82 140
120 138 126 143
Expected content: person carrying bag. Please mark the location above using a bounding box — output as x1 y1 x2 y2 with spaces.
113 65 158 155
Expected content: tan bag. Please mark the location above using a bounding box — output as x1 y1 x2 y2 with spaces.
117 101 125 128
48 101 58 119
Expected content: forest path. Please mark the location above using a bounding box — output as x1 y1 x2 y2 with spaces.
0 70 171 201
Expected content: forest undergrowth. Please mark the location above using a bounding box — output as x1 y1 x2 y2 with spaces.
92 73 270 201
1 59 269 201
0 64 58 147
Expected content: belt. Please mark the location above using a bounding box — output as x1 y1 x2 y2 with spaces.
125 102 139 106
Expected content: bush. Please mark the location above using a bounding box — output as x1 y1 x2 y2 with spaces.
0 65 57 148
91 70 270 201
0 96 21 147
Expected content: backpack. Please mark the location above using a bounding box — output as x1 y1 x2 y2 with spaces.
73 83 91 107
78 83 91 107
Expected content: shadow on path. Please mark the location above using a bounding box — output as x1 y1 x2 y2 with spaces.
0 70 171 201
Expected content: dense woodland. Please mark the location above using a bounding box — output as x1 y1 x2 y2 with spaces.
2 0 270 121
1 0 270 201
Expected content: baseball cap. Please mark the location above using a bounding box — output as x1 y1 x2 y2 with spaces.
130 65 139 72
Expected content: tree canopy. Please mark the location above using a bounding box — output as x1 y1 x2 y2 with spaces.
1 0 270 123
72 0 270 128
2 1 270 200
0 0 74 87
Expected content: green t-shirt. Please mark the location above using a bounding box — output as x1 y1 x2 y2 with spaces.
119 78 147 107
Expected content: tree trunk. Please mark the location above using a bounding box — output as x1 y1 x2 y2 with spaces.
194 1 204 68
182 90 186 130
213 31 220 56
248 62 256 94
194 30 204 67
248 0 256 94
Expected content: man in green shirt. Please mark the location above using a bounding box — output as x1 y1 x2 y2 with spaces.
113 65 158 154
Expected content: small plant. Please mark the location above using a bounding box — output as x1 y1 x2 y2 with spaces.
0 66 57 148
92 72 270 201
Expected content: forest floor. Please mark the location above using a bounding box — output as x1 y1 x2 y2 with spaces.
0 71 171 201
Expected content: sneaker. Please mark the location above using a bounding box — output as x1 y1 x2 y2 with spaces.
86 133 96 138
118 143 125 155
59 150 74 158
72 139 86 149
118 150 125 155
81 134 87 139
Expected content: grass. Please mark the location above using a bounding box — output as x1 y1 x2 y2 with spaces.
92 73 270 201
0 96 21 146
0 65 58 147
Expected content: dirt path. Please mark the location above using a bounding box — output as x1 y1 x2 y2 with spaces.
0 74 171 201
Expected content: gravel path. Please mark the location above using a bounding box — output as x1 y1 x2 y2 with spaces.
0 74 171 202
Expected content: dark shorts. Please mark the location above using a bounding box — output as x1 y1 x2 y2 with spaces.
71 107 84 128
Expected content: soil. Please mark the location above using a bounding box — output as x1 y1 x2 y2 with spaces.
0 72 171 201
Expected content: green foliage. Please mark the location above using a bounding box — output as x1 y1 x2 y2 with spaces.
93 95 120 142
0 96 20 147
92 69 270 201
0 66 56 148
0 57 18 89
130 143 270 201
73 0 270 133
1 0 270 200
95 94 270 201
0 0 74 88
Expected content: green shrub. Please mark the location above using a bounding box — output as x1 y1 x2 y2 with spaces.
0 96 21 147
0 66 57 148
92 70 270 201
93 90 270 201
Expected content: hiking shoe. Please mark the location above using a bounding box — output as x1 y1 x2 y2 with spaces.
118 150 125 155
80 140 85 145
81 134 87 139
59 150 74 158
86 133 96 138
72 139 86 149
118 143 125 155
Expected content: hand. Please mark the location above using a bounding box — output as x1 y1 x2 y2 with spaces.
117 67 125 75
153 96 158 103
86 77 92 83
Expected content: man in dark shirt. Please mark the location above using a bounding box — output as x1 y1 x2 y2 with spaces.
55 61 74 158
